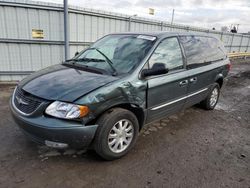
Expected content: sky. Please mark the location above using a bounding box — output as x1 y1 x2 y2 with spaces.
31 0 250 33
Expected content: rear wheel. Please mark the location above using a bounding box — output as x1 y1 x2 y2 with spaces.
94 108 139 160
201 84 220 110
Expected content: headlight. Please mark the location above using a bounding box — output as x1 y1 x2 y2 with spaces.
45 101 89 119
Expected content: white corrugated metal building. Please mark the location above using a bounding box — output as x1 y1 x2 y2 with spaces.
0 0 250 81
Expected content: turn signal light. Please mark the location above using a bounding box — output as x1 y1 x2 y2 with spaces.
79 105 89 117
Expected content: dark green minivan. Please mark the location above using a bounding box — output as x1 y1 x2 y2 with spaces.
10 32 230 160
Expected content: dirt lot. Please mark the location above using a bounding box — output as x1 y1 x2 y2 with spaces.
0 60 249 188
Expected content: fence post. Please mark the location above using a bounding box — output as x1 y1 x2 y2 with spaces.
128 16 131 31
246 37 250 52
229 33 234 53
220 32 223 41
161 22 163 31
239 35 243 52
63 0 69 61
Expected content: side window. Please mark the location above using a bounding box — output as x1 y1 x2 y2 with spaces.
179 36 226 69
206 37 226 62
148 37 183 71
179 36 208 69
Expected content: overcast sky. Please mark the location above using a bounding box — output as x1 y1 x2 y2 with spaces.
32 0 250 33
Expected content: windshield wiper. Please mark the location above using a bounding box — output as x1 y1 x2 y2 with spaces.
63 61 104 75
88 47 117 76
65 57 105 63
65 48 117 76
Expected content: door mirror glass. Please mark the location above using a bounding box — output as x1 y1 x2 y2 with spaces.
75 51 79 57
141 63 169 78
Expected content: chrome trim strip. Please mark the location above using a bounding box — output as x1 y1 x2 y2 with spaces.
151 88 208 111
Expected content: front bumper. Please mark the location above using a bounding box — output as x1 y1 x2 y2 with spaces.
10 99 98 149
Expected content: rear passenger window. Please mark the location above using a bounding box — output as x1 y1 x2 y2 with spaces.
180 36 226 69
148 37 183 71
206 37 226 62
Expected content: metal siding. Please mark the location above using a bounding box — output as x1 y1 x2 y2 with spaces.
0 0 250 81
48 11 62 40
233 35 242 46
30 44 42 70
39 9 50 40
0 6 7 38
27 8 40 39
69 13 77 41
16 7 29 39
5 6 18 38
222 34 232 46
231 47 240 52
0 43 10 71
240 46 247 52
84 15 92 42
92 16 98 41
110 19 116 33
104 17 110 35
19 44 32 70
241 36 249 46
97 17 105 38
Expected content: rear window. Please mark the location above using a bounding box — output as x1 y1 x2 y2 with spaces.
179 36 226 69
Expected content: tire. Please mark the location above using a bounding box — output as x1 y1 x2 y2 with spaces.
201 84 220 110
94 108 139 160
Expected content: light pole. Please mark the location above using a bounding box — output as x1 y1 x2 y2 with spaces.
64 0 69 61
128 14 137 32
170 9 175 31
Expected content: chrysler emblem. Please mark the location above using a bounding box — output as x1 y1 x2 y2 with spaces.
15 96 29 105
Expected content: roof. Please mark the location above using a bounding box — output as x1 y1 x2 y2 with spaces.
110 31 211 39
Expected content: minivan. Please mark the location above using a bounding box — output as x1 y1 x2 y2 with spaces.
10 32 230 160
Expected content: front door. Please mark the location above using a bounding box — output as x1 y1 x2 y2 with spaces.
145 37 188 123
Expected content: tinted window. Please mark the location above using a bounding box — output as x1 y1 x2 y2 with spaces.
149 37 183 71
206 37 226 62
180 36 226 69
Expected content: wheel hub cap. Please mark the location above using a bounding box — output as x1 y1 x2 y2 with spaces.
210 88 219 107
108 119 134 153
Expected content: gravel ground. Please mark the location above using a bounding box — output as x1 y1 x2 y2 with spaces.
0 60 249 188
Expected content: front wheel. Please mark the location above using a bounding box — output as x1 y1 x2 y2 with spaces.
94 108 139 160
201 84 220 110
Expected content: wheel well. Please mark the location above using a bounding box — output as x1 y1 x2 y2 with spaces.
89 104 145 131
216 78 223 88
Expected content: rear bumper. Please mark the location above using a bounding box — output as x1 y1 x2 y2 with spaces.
10 99 98 149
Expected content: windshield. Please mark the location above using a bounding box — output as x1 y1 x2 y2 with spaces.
71 34 156 75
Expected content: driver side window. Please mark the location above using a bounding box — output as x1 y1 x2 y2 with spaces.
148 37 184 71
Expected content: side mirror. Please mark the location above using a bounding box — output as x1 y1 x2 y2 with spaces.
141 63 169 78
75 51 79 57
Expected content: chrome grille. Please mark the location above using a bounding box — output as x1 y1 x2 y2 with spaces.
13 87 44 114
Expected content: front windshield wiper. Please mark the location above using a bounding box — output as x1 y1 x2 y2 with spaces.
65 48 117 76
63 61 104 75
88 47 117 76
65 57 105 63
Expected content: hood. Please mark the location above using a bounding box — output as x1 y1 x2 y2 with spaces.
19 64 118 102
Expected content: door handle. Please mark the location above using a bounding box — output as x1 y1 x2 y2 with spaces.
179 80 188 86
190 77 197 83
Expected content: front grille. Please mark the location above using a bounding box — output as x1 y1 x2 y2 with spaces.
13 87 44 114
